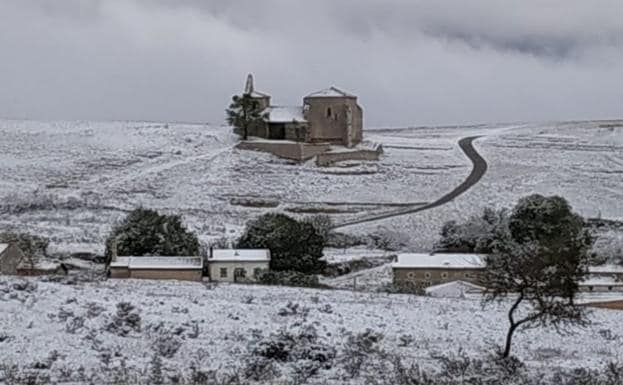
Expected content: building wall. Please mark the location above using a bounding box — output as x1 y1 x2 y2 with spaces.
316 148 381 166
303 96 363 146
236 141 331 161
109 266 130 279
208 261 269 283
393 267 484 292
130 269 203 282
0 244 25 275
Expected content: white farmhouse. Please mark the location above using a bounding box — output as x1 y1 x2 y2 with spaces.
207 249 270 283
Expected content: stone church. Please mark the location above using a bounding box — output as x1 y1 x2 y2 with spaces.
241 74 363 148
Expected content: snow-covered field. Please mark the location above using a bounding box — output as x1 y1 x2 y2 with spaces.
1 276 622 384
1 118 622 254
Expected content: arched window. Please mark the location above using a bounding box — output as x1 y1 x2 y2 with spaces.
326 107 332 118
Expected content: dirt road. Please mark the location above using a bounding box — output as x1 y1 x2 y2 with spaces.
332 136 487 229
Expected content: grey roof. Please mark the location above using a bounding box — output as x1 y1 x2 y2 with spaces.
209 249 271 262
110 256 203 270
306 86 355 98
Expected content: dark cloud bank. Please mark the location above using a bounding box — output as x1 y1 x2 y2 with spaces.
1 0 622 127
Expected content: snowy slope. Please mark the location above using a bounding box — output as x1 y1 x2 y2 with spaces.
0 119 622 254
1 276 622 383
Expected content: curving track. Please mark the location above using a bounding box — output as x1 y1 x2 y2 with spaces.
332 135 488 229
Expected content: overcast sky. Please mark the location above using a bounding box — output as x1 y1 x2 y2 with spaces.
1 0 622 127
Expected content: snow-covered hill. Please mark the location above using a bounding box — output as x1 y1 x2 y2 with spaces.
0 119 622 254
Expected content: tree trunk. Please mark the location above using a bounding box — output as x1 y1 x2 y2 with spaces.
503 323 517 358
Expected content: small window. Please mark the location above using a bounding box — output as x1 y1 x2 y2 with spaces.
234 268 246 278
464 273 471 279
253 268 262 277
608 286 613 291
326 107 332 118
424 272 432 279
219 268 227 278
407 272 415 279
588 286 594 292
441 272 448 279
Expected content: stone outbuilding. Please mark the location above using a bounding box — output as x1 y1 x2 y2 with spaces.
0 243 25 275
109 256 204 282
207 249 270 283
392 253 487 292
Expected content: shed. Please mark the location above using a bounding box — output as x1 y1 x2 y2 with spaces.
207 249 270 282
109 256 203 282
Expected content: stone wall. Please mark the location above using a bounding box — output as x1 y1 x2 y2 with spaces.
316 148 381 166
236 140 331 161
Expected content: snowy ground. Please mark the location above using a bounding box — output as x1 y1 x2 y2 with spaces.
1 119 622 254
1 276 622 383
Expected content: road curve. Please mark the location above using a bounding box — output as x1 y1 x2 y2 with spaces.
331 135 487 229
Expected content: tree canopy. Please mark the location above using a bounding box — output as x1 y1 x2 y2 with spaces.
105 208 200 264
483 194 594 358
226 93 266 140
237 213 326 274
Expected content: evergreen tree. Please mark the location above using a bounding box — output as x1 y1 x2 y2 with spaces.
226 93 266 140
483 194 593 358
238 213 326 274
104 208 199 264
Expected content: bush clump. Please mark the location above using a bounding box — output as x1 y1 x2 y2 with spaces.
256 270 323 288
104 208 199 264
238 213 326 274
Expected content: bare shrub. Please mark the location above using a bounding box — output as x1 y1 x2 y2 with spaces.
277 301 309 317
341 329 384 379
154 333 183 359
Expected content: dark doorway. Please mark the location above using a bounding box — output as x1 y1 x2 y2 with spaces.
268 124 286 139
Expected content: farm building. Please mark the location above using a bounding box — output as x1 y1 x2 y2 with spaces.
424 280 485 298
0 243 25 275
207 249 270 283
109 256 203 282
392 253 486 292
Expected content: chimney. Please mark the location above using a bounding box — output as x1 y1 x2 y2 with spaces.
111 238 118 262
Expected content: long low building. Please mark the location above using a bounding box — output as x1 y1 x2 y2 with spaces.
109 256 204 282
392 253 487 292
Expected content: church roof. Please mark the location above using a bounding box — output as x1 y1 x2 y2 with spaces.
264 106 307 123
306 86 355 98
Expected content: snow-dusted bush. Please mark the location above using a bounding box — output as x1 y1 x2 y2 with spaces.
104 208 200 264
368 226 408 252
257 270 323 288
249 323 336 382
436 207 508 253
303 214 333 242
340 329 385 379
591 231 623 264
154 333 183 358
238 213 326 274
277 301 310 317
105 302 141 336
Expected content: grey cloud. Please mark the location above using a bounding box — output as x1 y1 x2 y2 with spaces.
0 0 621 126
